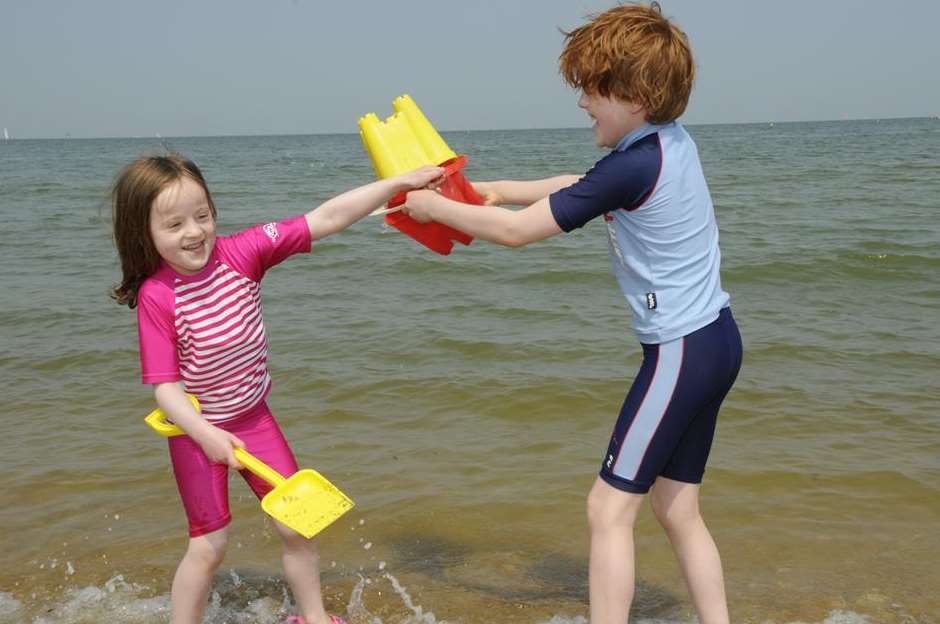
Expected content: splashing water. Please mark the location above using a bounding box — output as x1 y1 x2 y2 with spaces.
346 572 445 624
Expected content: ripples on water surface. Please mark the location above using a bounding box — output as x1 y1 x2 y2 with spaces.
0 118 938 623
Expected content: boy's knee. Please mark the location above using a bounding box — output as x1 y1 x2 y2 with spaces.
586 480 642 531
650 491 699 532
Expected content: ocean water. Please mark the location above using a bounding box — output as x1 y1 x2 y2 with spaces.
0 118 938 623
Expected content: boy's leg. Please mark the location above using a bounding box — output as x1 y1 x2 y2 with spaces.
650 477 728 624
273 521 331 624
170 527 228 624
587 476 645 624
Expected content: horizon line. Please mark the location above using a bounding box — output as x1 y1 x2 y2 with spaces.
2 115 935 141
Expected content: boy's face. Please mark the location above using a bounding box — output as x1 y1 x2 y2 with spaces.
578 92 646 149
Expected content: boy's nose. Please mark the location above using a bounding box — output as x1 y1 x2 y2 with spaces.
577 92 589 108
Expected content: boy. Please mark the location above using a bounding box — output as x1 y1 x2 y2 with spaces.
402 4 741 624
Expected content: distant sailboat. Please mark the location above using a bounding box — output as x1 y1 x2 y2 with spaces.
2 128 8 141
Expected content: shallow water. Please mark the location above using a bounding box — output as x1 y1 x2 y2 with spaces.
0 118 938 623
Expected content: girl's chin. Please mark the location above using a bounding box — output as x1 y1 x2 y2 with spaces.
171 252 211 275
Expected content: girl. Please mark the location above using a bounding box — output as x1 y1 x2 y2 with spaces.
111 153 442 624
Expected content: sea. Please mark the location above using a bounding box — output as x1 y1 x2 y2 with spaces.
0 118 937 623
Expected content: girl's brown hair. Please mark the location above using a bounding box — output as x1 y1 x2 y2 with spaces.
559 2 695 124
110 154 217 308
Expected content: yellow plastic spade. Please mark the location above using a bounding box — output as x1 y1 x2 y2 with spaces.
144 395 354 539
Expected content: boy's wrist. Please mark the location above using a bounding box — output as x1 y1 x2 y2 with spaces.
427 192 448 219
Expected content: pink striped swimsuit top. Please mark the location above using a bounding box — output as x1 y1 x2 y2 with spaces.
137 216 311 422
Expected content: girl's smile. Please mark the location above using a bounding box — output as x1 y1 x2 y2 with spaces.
149 176 217 275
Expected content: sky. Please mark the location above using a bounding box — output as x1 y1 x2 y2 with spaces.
2 0 939 139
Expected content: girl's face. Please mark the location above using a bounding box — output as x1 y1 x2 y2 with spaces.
149 176 216 275
578 91 646 148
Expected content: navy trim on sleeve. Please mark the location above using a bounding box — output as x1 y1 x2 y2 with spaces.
549 133 662 232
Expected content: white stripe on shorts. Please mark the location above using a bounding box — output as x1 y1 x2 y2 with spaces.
612 337 684 481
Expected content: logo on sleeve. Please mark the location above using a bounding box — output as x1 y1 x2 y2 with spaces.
646 292 657 310
262 222 279 243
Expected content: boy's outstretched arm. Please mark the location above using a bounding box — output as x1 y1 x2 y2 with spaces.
474 175 580 206
402 191 562 248
306 165 443 241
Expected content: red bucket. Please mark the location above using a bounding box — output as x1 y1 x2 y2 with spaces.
385 156 482 255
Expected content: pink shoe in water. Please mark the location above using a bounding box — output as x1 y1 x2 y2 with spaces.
285 616 347 624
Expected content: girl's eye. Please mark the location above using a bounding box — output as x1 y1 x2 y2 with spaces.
197 212 211 221
168 222 181 229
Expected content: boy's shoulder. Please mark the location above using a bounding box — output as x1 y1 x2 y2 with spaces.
586 132 663 188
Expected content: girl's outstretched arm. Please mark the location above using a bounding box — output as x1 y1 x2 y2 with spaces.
402 191 562 248
153 382 245 469
473 175 580 206
306 165 444 241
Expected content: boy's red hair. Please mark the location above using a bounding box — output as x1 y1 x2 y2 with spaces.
559 2 695 124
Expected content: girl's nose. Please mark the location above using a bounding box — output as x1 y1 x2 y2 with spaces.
183 220 202 238
577 92 589 109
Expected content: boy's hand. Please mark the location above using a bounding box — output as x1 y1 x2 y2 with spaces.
194 424 245 469
471 181 503 206
399 165 445 191
401 189 440 223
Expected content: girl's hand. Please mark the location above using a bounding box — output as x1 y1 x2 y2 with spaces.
399 165 445 191
194 425 245 469
471 181 503 206
401 189 441 223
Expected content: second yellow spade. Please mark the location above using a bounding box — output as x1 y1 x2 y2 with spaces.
144 395 353 539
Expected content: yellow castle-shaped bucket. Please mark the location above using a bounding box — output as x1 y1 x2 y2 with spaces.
358 95 481 255
358 95 458 178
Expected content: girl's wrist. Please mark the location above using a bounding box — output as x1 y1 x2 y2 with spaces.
390 175 413 195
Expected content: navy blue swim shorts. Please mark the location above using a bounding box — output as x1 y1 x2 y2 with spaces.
600 307 743 494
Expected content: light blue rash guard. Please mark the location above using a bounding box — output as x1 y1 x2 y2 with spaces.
549 122 730 344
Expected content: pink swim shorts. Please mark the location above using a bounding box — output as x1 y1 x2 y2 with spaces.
167 401 299 537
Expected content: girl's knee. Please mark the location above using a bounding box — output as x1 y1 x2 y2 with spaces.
275 522 318 555
187 531 228 570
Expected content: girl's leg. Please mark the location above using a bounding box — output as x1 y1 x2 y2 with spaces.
227 404 339 622
273 521 331 624
587 476 645 624
170 527 228 624
649 477 728 624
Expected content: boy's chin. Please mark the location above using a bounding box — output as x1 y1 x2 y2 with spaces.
591 128 614 149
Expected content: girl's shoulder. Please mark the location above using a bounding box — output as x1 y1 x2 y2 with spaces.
137 269 176 310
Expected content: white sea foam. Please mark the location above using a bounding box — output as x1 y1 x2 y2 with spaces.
0 573 882 624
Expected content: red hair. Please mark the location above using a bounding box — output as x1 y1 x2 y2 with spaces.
559 3 695 123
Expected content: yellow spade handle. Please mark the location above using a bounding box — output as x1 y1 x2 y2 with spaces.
144 395 286 488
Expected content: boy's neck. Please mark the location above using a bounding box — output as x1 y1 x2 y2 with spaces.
614 117 668 151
